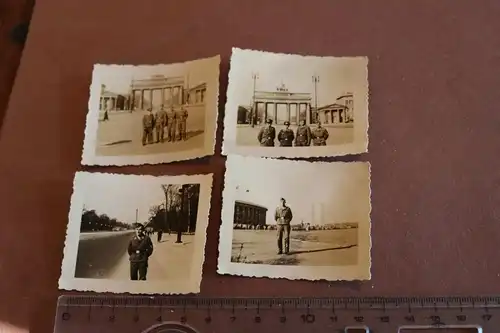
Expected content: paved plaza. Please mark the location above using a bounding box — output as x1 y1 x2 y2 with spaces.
231 229 358 266
235 124 354 147
95 111 205 156
110 234 196 280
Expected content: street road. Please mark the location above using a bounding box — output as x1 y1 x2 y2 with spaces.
231 229 358 266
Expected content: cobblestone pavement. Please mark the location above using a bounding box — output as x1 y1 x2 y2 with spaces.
231 229 358 266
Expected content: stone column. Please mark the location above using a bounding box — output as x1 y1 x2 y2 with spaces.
274 103 277 122
140 90 144 109
149 89 153 109
161 88 165 106
286 103 290 122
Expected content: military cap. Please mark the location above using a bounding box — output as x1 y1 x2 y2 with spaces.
133 223 146 231
284 121 290 126
147 107 153 111
266 119 273 124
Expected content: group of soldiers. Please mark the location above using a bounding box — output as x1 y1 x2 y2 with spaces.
142 104 189 146
257 119 330 147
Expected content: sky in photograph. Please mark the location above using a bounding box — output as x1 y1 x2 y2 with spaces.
81 174 168 224
227 49 368 107
95 61 210 95
227 156 370 225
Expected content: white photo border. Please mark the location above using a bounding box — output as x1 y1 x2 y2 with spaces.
222 48 369 158
217 155 372 281
58 172 213 294
81 55 221 166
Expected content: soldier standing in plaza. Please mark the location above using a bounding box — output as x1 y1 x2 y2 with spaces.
166 106 177 142
142 108 155 146
128 224 154 281
154 105 168 143
277 121 295 147
311 121 329 146
257 119 276 147
294 119 311 146
175 106 189 141
275 198 293 255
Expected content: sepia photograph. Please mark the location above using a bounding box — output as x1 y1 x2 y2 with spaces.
81 56 220 166
58 172 213 294
218 155 371 281
222 48 369 158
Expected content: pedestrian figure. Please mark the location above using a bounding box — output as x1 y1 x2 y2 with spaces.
278 121 295 147
275 198 293 254
294 119 311 146
103 109 109 121
128 224 154 281
142 108 155 146
154 105 168 143
166 107 177 142
311 121 329 146
175 106 189 141
257 119 276 147
157 229 163 243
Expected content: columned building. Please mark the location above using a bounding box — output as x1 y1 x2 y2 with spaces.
129 75 185 111
336 92 354 122
233 200 268 227
252 84 312 126
185 82 206 105
99 91 126 111
312 103 349 124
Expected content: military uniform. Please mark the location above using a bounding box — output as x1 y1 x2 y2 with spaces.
275 205 293 254
154 109 168 143
142 112 155 145
295 125 311 146
127 234 154 280
278 128 295 147
311 126 329 146
257 125 276 147
166 108 177 142
175 107 189 141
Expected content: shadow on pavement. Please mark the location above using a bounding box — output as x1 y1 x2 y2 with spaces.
288 244 357 255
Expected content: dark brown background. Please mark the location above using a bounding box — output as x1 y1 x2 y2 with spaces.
1 0 500 332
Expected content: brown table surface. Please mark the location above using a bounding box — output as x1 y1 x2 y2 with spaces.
1 0 500 332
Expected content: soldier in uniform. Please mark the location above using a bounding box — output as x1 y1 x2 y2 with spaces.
154 105 168 143
311 121 329 146
275 198 293 254
142 108 155 146
295 119 311 146
127 224 154 281
257 119 276 147
166 107 177 142
175 106 189 141
278 121 295 147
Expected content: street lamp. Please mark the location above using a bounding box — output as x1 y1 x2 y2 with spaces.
312 75 320 122
251 72 259 127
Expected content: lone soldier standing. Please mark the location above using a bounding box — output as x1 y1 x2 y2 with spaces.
257 119 276 147
295 119 311 146
166 107 177 142
128 224 154 281
175 106 189 141
275 198 293 254
311 121 329 146
154 105 168 143
278 121 295 147
142 108 155 146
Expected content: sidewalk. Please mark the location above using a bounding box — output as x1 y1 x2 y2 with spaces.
110 234 196 280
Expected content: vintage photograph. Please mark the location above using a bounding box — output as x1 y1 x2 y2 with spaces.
222 48 369 158
81 56 220 166
218 155 371 281
59 172 213 294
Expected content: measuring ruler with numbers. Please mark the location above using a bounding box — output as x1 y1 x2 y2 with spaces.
54 295 499 332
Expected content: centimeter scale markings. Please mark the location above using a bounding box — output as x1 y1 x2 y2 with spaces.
54 295 500 332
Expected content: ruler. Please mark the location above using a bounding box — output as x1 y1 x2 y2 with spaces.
54 295 498 332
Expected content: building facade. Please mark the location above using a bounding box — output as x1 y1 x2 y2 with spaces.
312 103 349 124
233 200 268 227
251 84 312 126
335 92 354 122
129 75 185 110
99 90 127 111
